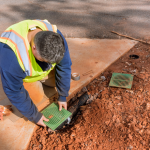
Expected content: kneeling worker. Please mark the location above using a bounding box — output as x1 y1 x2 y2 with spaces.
0 19 72 127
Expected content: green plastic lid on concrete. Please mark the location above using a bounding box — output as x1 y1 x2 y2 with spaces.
42 103 72 130
109 73 134 89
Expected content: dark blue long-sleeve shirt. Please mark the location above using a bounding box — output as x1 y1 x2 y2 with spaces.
0 30 72 123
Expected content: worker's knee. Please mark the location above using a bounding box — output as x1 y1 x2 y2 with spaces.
23 81 44 105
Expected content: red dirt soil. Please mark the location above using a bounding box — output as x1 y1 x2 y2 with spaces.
28 42 150 150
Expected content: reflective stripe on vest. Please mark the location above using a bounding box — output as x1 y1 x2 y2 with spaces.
1 30 32 76
35 19 57 33
36 19 53 31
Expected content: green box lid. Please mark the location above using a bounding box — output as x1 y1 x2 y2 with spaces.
42 103 72 130
109 73 134 89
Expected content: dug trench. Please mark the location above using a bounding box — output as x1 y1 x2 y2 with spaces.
28 42 150 150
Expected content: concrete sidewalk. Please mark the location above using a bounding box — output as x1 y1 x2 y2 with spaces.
0 38 137 150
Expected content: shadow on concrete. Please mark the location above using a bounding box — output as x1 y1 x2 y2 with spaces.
0 0 150 39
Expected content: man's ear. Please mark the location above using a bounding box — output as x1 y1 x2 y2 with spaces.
33 45 36 50
32 45 37 54
32 45 37 57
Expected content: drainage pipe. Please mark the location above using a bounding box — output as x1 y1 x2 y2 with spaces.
68 92 89 118
56 92 89 130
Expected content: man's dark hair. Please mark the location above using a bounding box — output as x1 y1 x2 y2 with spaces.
34 31 65 64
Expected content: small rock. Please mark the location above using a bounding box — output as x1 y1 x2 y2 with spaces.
139 129 143 135
142 140 146 145
39 144 42 148
134 127 139 132
101 76 106 81
138 122 142 128
128 134 132 140
32 144 36 148
147 103 150 110
86 96 94 104
116 118 120 124
117 103 122 105
113 115 117 122
146 129 150 135
114 96 121 100
132 117 136 124
140 70 145 74
126 62 131 66
142 120 147 126
93 93 98 99
127 145 133 150
71 133 76 136
130 69 136 73
126 90 134 94
105 121 110 126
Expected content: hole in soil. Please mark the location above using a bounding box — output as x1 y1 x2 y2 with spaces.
55 92 89 130
129 54 139 59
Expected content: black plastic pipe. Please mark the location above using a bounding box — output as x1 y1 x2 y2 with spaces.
56 92 89 130
68 92 89 118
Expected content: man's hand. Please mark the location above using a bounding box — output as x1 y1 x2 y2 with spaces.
58 101 67 111
37 115 49 127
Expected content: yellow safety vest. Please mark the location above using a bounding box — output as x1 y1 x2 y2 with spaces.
0 19 57 82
